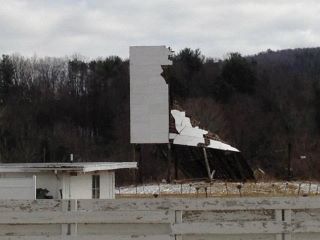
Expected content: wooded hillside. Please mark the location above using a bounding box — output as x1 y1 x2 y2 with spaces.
1 47 320 181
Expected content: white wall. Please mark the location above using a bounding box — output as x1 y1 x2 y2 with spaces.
130 46 172 143
62 171 115 199
1 172 61 199
100 171 115 199
0 176 35 199
1 170 116 200
69 174 91 199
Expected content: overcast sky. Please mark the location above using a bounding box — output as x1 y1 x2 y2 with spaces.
1 0 320 59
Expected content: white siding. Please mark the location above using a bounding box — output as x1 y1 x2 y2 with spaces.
100 171 115 199
70 174 92 199
61 174 92 199
62 172 116 199
61 174 70 199
0 176 35 199
1 172 61 199
130 46 172 143
1 170 116 200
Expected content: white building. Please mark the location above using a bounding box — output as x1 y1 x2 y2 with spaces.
0 162 137 200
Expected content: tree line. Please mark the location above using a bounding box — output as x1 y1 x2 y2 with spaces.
1 47 320 181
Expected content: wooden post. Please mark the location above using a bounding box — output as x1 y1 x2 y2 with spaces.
133 143 142 184
70 199 78 236
275 209 292 240
275 209 282 240
175 210 183 240
61 200 69 236
203 147 212 181
137 144 143 184
297 183 301 196
173 145 178 180
167 143 172 183
284 209 292 240
287 142 292 180
32 175 37 200
132 144 136 162
132 144 137 185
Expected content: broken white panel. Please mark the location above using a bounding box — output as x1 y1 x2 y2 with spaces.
170 109 240 152
208 139 240 152
130 46 172 143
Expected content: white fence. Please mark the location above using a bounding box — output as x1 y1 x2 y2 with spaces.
0 197 320 239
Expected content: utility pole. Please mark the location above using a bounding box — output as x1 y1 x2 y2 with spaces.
174 145 178 179
167 143 172 183
133 144 143 184
287 142 292 180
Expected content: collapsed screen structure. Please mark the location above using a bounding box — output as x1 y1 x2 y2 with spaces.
130 46 254 181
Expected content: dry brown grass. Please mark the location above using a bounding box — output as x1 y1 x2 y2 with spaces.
116 181 320 199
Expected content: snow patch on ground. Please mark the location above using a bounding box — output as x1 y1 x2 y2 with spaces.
117 181 320 196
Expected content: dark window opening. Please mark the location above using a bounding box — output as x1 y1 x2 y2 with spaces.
92 175 100 199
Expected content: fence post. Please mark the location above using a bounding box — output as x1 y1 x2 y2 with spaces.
32 175 37 200
61 200 69 236
276 208 292 240
275 209 283 240
284 209 292 240
70 199 78 236
175 210 183 240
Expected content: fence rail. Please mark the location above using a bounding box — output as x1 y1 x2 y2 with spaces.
0 197 319 239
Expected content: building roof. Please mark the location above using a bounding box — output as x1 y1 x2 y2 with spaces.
0 162 137 173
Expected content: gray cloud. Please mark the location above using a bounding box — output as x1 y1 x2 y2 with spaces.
0 0 319 59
